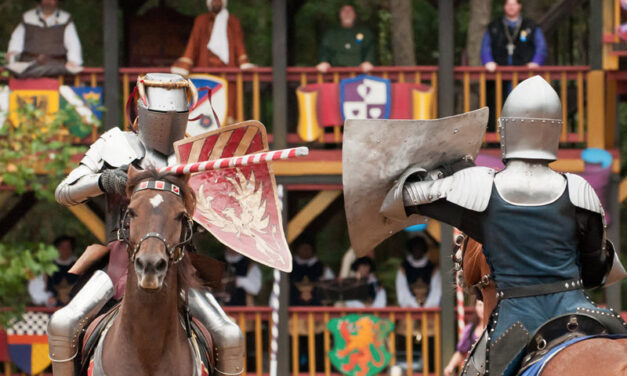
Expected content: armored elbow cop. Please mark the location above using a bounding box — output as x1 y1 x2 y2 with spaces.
188 288 245 376
48 271 114 376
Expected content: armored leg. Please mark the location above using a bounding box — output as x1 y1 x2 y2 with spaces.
48 271 114 376
188 288 245 376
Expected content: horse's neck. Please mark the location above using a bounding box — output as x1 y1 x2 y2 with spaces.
112 267 186 365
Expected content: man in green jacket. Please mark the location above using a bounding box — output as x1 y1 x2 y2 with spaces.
316 5 375 73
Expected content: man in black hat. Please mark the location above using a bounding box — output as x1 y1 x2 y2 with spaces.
396 236 441 308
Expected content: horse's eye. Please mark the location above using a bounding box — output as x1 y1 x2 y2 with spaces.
127 209 137 218
175 212 187 221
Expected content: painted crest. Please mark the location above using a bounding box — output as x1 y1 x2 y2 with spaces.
328 314 394 376
8 78 59 126
59 86 103 138
187 74 228 136
340 75 391 121
6 312 51 375
174 121 292 272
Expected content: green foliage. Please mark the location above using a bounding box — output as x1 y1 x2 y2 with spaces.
0 101 91 201
0 242 58 326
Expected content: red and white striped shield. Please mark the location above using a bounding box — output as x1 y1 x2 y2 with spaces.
174 121 292 272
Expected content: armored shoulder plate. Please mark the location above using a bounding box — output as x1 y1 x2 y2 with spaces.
446 167 495 212
565 173 603 214
89 128 145 169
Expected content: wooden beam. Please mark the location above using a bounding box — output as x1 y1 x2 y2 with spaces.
586 70 606 149
538 0 587 35
67 204 106 243
287 190 341 244
0 192 37 239
619 178 627 203
426 219 441 243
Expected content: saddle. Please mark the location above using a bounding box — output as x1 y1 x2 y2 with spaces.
516 312 623 375
79 305 215 376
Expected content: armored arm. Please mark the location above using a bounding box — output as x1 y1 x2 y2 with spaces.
567 174 617 288
381 166 493 241
55 128 143 206
54 153 104 207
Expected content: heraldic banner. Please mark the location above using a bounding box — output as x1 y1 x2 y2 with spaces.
6 312 51 375
8 78 59 126
296 75 434 142
328 314 394 376
175 121 292 272
187 74 228 136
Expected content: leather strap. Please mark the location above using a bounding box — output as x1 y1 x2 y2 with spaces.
497 278 583 300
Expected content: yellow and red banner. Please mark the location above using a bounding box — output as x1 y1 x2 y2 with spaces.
8 78 59 126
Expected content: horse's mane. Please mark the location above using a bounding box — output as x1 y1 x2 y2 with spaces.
126 167 201 292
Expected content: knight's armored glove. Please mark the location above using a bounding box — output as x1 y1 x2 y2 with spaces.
99 168 128 196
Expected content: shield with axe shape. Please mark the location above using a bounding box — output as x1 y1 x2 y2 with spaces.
174 121 293 272
342 108 489 256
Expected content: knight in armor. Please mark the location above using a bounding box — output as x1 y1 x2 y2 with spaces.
396 236 441 308
6 0 83 77
381 76 627 375
49 73 244 376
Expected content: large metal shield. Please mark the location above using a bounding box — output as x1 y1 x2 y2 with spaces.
343 108 489 256
175 121 292 272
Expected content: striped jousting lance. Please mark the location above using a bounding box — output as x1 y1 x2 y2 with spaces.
157 146 309 174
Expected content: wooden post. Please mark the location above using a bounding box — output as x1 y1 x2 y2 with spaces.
586 71 606 149
103 0 119 131
438 0 456 369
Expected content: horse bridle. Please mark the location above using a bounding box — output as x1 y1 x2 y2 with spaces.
117 180 194 264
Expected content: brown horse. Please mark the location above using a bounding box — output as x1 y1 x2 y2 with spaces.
459 236 627 376
96 166 204 376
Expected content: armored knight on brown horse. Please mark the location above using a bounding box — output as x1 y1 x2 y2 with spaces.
49 74 251 376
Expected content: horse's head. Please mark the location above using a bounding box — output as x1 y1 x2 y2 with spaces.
123 166 196 291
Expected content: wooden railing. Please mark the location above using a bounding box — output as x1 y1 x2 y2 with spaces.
1 65 619 149
1 306 443 376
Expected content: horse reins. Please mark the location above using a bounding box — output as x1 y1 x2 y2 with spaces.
117 180 194 264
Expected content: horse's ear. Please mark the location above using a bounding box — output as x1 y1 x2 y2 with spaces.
126 165 141 197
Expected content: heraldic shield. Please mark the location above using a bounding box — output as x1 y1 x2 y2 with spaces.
174 121 292 272
328 314 394 376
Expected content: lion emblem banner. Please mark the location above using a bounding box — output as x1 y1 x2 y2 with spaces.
174 121 292 272
328 314 394 376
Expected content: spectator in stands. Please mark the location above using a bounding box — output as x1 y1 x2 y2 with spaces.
46 235 78 307
28 273 54 307
444 298 486 376
481 0 547 72
396 236 441 308
343 256 386 308
219 248 262 306
316 4 375 73
289 240 334 306
6 0 83 77
171 0 254 123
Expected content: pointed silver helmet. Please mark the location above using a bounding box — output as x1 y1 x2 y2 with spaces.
498 75 562 161
136 73 197 155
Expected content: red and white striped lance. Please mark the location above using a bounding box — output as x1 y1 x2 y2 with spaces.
158 146 309 175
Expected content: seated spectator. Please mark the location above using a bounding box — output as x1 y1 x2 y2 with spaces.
28 273 54 307
171 0 254 123
316 4 375 73
6 0 83 77
396 236 441 308
46 235 78 306
444 298 486 376
480 0 546 72
289 241 334 306
343 256 386 308
217 248 262 306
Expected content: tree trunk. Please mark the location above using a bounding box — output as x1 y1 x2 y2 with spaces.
466 0 492 66
390 0 416 66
